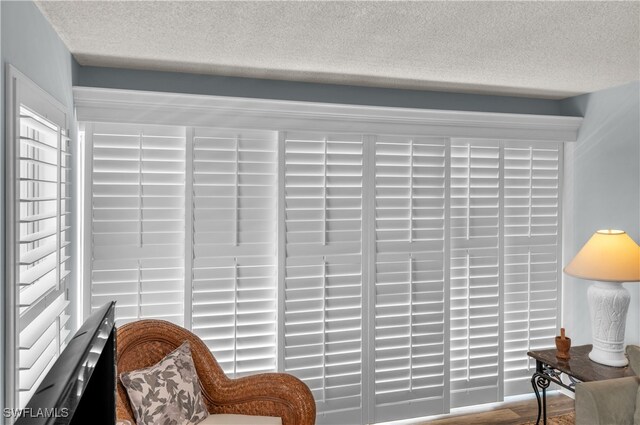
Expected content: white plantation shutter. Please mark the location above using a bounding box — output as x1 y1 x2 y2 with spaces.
282 132 364 424
503 142 561 396
88 123 185 326
78 98 566 425
13 98 71 409
190 128 277 377
372 137 448 421
449 140 502 408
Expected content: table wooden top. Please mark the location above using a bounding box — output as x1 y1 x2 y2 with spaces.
527 344 635 382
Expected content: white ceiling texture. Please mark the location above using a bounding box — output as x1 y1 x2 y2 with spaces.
37 1 640 99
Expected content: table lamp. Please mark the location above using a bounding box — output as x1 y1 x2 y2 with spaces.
564 229 640 367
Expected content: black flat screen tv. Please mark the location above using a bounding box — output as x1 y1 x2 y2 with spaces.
15 302 116 425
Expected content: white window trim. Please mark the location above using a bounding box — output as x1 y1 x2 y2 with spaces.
73 87 581 143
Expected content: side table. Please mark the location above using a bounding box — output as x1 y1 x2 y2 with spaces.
527 344 633 425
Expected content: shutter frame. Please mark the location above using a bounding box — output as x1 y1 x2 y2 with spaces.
5 66 72 410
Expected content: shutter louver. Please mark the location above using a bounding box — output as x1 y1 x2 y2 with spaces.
89 123 185 326
449 140 501 408
190 128 277 377
16 106 70 409
373 137 448 421
503 142 561 396
282 132 364 424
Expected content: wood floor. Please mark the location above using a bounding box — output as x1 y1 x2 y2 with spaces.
421 393 575 425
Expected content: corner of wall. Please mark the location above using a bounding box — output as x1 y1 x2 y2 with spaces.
560 80 640 346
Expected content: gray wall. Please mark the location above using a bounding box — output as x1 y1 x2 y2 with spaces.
560 81 640 346
77 65 569 116
1 0 77 412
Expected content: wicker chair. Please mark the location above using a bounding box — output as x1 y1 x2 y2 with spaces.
116 319 316 425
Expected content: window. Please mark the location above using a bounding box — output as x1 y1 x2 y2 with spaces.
5 67 72 410
76 88 574 425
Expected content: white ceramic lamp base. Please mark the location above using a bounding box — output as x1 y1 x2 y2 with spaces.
587 281 630 367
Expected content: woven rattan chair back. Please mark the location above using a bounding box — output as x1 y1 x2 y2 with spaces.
116 319 316 425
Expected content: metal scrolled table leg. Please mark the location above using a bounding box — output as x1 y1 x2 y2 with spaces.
531 371 551 425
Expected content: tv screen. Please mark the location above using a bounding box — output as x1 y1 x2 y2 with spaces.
14 302 116 425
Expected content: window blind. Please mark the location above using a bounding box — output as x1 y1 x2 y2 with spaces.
281 132 364 424
16 106 71 409
88 123 186 326
372 136 448 422
82 116 563 425
190 128 277 377
503 142 561 396
449 140 502 408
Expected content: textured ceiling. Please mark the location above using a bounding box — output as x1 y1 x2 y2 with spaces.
36 1 640 99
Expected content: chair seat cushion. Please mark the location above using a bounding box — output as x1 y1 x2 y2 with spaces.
199 414 282 425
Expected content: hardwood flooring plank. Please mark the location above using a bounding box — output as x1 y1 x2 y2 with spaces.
422 409 520 425
419 393 574 425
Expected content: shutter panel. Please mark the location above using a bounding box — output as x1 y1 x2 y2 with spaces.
16 106 70 408
89 123 185 326
449 140 501 408
282 132 364 424
373 137 448 421
190 128 277 377
503 142 561 396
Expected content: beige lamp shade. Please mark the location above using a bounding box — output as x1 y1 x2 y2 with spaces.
564 230 640 282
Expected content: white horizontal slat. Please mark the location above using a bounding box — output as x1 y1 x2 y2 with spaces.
20 211 57 223
20 228 57 244
19 269 57 308
20 113 58 138
20 241 58 265
19 294 68 350
19 339 57 391
19 255 57 286
20 136 57 154
19 323 57 371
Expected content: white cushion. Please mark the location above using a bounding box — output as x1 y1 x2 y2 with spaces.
199 414 282 425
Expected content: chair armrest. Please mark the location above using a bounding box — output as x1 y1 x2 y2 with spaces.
201 372 316 425
576 376 639 425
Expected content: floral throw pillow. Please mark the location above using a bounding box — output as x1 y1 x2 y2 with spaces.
120 341 209 425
